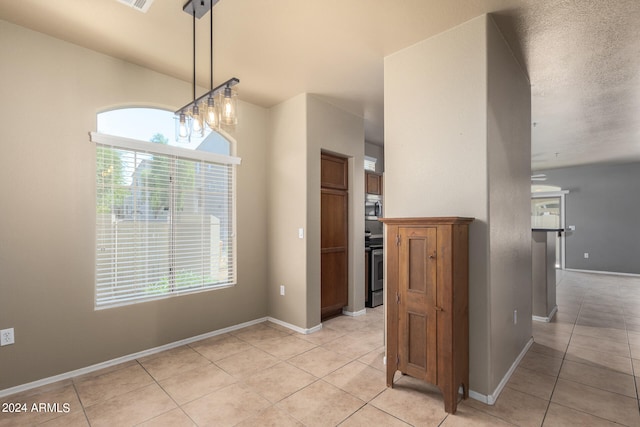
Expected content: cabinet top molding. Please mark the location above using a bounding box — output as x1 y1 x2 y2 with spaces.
379 217 475 225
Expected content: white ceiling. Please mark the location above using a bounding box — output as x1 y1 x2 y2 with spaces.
1 0 639 170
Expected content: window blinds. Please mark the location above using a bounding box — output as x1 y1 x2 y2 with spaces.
92 133 238 308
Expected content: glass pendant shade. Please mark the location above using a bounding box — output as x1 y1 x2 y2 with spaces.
176 112 191 142
204 96 219 130
174 2 239 136
219 86 238 126
190 104 205 138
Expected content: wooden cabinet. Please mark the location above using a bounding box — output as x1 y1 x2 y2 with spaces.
321 153 349 320
365 172 382 195
380 217 474 414
322 153 348 190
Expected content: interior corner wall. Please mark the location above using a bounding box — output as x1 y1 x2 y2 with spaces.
486 16 533 393
384 15 491 395
0 20 270 391
540 162 640 275
266 94 365 329
266 94 309 328
307 95 365 324
384 14 532 397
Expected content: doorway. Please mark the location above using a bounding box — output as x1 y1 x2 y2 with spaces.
320 152 349 320
531 190 568 269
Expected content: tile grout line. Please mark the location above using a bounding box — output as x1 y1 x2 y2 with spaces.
538 275 582 426
621 287 640 415
70 381 92 427
133 358 193 426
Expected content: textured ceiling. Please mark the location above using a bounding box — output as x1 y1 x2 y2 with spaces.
1 0 639 170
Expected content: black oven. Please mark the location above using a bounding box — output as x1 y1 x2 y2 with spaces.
366 237 384 307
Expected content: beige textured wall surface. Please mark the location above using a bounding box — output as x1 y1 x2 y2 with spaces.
266 94 365 330
0 20 269 390
384 15 491 395
486 15 533 393
266 94 309 328
384 15 532 397
307 95 365 325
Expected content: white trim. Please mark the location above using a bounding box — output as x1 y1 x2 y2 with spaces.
532 305 558 323
532 191 568 269
90 132 241 165
565 268 640 278
266 317 322 335
468 337 534 405
531 190 569 197
0 316 311 398
342 308 367 317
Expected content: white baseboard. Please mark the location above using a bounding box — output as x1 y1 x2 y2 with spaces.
532 305 558 323
565 268 640 278
266 316 322 334
468 337 534 405
0 315 311 399
342 308 367 317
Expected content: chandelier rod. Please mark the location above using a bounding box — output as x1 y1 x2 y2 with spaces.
192 6 196 102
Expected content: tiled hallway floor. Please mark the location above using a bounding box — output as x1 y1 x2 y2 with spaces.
2 271 640 426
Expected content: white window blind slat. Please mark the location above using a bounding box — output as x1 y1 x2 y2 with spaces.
95 135 237 308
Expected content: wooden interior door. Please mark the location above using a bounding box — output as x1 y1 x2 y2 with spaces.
321 153 348 320
398 226 438 383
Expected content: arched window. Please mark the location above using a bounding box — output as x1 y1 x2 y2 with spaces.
91 107 240 308
97 107 232 155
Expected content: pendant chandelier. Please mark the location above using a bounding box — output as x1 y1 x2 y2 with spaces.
176 0 239 142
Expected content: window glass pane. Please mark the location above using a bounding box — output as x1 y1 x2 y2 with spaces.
531 197 560 229
364 155 377 172
97 108 230 155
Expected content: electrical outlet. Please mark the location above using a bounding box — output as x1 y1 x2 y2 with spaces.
0 328 14 346
584 252 589 259
280 285 285 296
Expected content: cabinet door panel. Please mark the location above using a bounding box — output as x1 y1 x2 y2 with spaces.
408 311 427 369
320 184 348 320
398 227 437 383
321 154 348 190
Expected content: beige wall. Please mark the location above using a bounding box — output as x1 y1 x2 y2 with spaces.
384 15 531 397
307 95 365 322
267 94 309 327
0 20 270 390
267 94 365 329
486 17 533 392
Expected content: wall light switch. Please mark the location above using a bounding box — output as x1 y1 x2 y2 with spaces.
280 285 285 296
298 228 304 239
584 253 589 259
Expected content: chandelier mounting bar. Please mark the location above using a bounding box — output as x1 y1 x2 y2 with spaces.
174 77 239 116
183 0 220 19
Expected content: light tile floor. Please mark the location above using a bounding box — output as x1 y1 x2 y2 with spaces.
2 271 640 426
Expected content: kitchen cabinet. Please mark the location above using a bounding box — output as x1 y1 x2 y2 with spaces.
380 217 474 414
365 172 382 195
322 153 348 190
321 153 349 320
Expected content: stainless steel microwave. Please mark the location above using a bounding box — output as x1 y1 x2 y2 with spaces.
365 194 383 220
